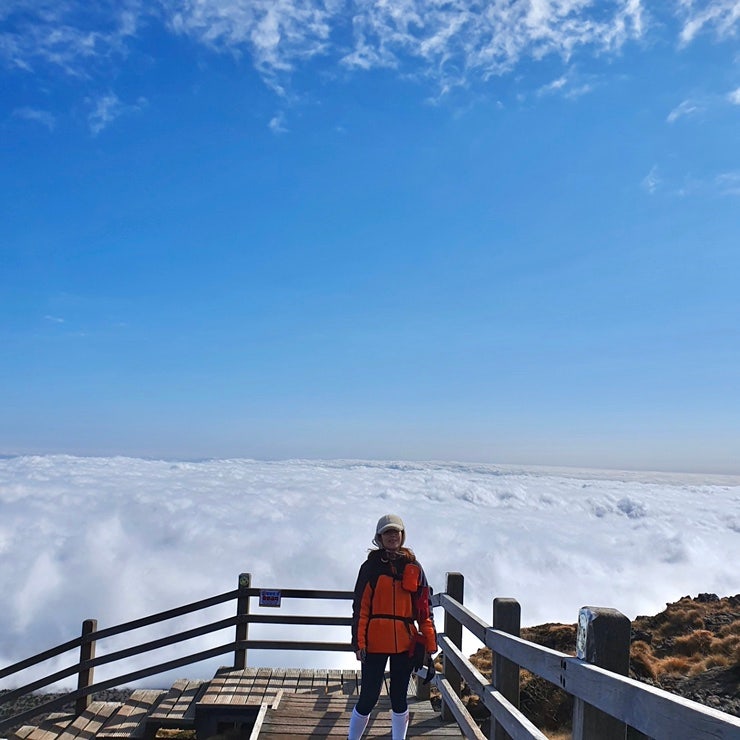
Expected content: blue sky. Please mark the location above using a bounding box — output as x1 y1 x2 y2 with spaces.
1 1 739 473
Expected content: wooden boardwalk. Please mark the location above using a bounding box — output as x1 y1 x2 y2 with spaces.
10 668 461 740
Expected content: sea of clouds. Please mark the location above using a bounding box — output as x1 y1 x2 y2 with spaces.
1 455 739 690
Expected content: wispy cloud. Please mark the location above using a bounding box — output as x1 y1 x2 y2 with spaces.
163 0 335 93
12 106 56 130
716 171 740 196
87 92 146 134
336 0 645 94
268 111 288 134
642 167 740 198
565 82 594 99
537 75 568 95
678 0 740 44
665 88 740 122
0 0 140 76
88 92 123 134
642 165 661 194
43 315 65 323
536 70 595 99
2 0 739 103
666 98 701 123
4 0 648 95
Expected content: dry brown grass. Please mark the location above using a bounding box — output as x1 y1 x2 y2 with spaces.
629 640 658 679
661 607 705 634
653 655 693 676
690 654 732 674
720 619 740 636
629 595 740 680
468 647 492 679
717 620 740 664
673 629 714 656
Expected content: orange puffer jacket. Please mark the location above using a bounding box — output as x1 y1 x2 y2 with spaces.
351 549 437 655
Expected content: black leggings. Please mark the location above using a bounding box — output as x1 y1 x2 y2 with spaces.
355 652 413 715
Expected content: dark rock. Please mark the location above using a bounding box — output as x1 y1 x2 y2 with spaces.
666 665 740 718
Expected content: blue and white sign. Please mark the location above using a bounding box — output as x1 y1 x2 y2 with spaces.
259 590 282 608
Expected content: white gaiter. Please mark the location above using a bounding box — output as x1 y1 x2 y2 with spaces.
391 709 410 739
347 707 370 740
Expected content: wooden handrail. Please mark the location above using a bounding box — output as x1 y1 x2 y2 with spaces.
0 636 84 681
243 588 353 600
0 589 239 684
0 615 241 704
436 634 548 740
85 589 240 642
434 591 487 641
51 613 352 694
427 574 740 740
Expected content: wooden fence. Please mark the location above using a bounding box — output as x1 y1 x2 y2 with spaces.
1 572 739 739
0 573 353 734
427 573 740 740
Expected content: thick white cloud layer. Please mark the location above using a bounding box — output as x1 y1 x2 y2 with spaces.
1 455 738 689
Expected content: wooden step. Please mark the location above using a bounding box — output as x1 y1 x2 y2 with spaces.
11 712 74 740
146 680 205 732
97 690 167 739
21 702 121 740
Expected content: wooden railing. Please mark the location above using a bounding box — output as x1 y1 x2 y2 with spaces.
0 573 354 735
426 572 740 740
2 572 740 739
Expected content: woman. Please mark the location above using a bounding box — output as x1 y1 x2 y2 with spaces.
349 514 437 740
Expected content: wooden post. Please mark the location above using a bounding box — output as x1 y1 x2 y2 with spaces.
441 572 464 722
572 607 630 740
491 598 521 740
234 572 251 669
75 619 97 716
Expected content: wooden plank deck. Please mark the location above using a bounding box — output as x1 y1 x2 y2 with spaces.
255 694 461 738
193 668 367 737
195 668 458 738
196 667 364 711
